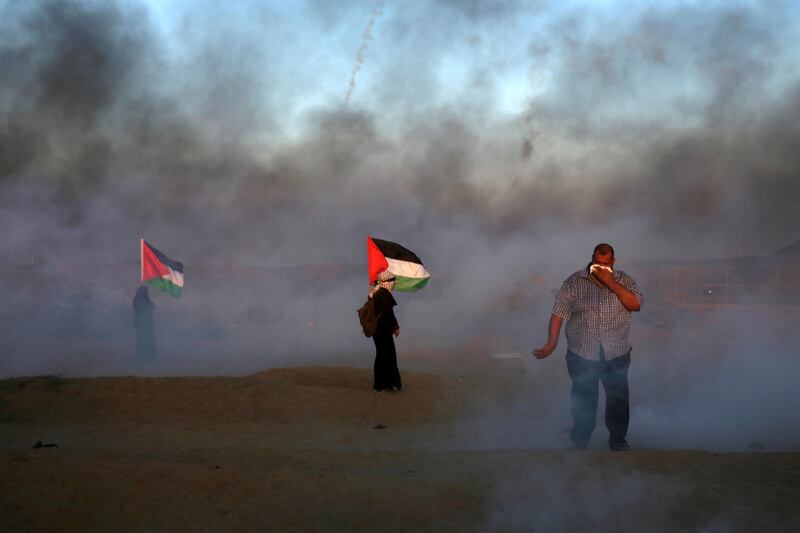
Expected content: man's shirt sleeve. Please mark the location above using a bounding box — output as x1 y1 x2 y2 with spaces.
551 278 576 319
619 272 644 307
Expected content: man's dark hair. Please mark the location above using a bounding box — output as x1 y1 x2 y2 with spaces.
593 243 615 258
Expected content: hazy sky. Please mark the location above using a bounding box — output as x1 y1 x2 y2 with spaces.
139 0 800 137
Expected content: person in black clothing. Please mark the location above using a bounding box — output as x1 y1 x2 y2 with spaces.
133 286 157 362
369 270 401 392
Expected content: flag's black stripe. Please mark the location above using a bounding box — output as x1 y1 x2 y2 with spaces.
146 241 184 273
372 238 423 265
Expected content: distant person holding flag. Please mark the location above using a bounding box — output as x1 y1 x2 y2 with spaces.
365 237 430 392
370 270 401 392
135 239 183 362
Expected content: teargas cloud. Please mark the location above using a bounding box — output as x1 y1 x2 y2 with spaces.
1 1 799 531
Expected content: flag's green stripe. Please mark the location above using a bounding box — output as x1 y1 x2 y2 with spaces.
145 277 183 298
394 275 429 292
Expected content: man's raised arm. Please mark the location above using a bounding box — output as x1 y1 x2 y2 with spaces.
591 269 641 312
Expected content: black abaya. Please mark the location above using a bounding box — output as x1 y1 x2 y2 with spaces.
371 287 401 391
133 286 157 362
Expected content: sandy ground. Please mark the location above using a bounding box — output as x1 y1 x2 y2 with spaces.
2 366 799 532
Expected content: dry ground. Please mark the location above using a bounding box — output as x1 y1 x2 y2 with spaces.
2 366 799 532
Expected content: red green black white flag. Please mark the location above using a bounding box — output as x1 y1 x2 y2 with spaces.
140 239 184 297
367 236 430 292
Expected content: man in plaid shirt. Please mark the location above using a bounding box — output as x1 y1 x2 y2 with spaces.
534 243 643 451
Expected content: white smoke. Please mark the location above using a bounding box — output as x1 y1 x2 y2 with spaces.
345 0 385 104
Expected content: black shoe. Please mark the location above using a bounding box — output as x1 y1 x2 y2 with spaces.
610 440 631 451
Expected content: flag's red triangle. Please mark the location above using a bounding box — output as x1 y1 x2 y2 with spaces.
367 236 389 284
141 240 170 282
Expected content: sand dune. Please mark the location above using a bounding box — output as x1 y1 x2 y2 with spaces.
2 367 799 531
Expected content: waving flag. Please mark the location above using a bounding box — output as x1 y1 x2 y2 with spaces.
140 239 184 297
367 236 430 291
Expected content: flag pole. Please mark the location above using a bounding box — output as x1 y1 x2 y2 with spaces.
140 238 144 284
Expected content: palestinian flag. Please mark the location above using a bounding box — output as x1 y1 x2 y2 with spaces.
367 236 430 292
140 239 184 297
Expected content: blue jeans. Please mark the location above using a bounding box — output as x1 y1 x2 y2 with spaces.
566 349 630 446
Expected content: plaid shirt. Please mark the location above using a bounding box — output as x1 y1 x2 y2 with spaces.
551 266 643 361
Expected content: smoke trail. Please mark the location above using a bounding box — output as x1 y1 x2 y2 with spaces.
344 0 385 104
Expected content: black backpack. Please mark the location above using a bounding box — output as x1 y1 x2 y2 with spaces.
357 297 381 337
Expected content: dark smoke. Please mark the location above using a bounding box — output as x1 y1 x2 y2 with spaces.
517 2 800 253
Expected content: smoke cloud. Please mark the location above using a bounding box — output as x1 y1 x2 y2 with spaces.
1 0 799 452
